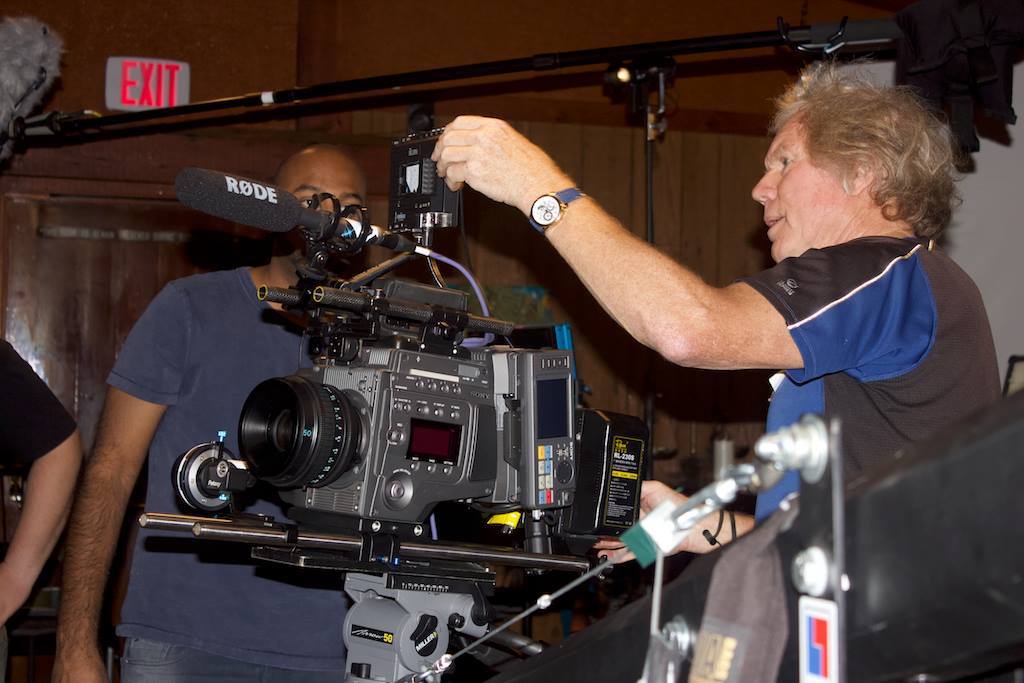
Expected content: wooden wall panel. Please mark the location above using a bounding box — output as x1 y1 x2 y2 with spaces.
3 0 300 126
578 124 647 420
297 0 899 132
717 134 773 284
1 193 271 449
4 134 390 195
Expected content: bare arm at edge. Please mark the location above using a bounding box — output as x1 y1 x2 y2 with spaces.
53 388 166 683
0 430 82 623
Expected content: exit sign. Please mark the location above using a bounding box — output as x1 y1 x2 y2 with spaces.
105 57 190 111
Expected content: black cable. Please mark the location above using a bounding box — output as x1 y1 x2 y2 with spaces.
427 257 446 288
469 502 520 513
458 190 475 273
728 509 737 542
702 510 726 547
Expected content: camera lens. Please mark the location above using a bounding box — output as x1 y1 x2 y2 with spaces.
269 410 296 452
238 376 362 489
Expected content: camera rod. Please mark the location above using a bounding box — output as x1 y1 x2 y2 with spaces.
12 19 900 140
258 284 515 336
138 512 590 573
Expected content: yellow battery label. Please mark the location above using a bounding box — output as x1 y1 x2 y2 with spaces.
486 511 523 528
603 434 645 527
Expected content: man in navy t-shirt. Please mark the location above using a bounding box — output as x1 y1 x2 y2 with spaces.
54 146 366 682
429 62 1000 559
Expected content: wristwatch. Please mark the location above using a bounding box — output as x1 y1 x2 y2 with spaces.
528 188 584 234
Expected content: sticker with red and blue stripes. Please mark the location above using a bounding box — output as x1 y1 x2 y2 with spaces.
799 596 838 682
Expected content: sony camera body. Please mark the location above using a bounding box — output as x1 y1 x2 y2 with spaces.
242 342 578 526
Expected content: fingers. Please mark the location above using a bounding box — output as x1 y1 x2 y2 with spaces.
600 546 636 564
592 537 635 565
442 176 465 192
431 121 487 164
430 115 568 213
432 143 473 179
444 115 491 132
639 480 687 513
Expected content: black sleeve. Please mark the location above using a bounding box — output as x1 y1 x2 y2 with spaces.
740 237 926 325
1 341 77 465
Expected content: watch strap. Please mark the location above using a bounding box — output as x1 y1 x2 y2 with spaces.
529 187 584 233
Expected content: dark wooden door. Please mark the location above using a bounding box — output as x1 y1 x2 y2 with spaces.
1 193 270 449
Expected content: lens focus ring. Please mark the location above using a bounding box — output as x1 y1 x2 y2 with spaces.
238 376 361 489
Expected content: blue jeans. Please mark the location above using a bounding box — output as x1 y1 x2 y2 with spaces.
120 638 343 682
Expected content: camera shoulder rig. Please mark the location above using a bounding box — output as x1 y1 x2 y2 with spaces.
258 276 515 363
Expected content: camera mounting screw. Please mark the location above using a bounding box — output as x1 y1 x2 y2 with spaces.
413 524 424 537
370 520 382 532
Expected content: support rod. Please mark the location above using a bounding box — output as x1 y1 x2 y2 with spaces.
12 20 900 141
139 512 591 573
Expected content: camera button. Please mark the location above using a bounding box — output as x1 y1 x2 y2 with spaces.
417 405 430 415
433 408 444 417
427 464 436 473
384 472 414 510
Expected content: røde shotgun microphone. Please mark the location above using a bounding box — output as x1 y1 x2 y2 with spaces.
174 167 329 234
174 167 418 253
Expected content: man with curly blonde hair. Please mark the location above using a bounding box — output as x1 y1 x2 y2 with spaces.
432 62 1000 556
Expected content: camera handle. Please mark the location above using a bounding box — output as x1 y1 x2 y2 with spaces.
258 285 515 338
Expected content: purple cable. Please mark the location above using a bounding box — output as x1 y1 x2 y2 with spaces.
421 249 495 347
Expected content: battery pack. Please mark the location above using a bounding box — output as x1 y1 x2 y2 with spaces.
563 410 648 537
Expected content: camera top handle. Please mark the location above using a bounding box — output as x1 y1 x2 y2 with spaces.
258 284 515 338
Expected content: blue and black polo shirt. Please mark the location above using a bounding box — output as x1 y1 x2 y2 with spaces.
742 236 1000 520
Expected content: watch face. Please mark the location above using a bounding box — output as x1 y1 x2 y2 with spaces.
531 195 561 226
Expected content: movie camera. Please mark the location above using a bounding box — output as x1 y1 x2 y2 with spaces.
148 129 649 682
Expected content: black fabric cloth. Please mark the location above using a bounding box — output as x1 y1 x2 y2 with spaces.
0 340 75 465
687 507 793 683
896 0 1024 153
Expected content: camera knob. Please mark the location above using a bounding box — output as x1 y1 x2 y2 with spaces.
384 472 414 510
555 460 574 484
